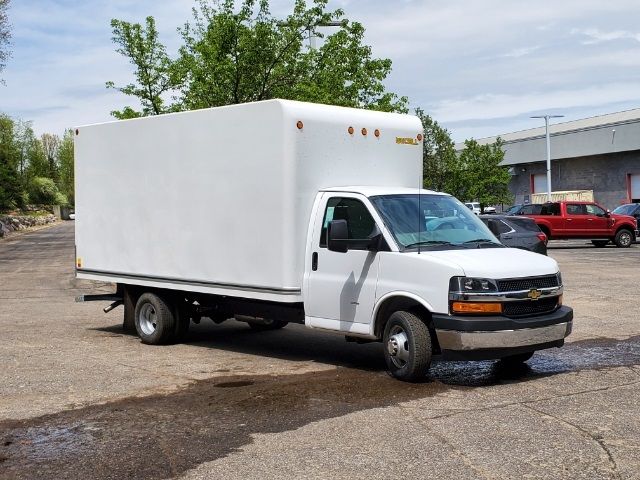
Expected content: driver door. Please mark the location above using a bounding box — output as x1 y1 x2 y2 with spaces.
305 194 381 332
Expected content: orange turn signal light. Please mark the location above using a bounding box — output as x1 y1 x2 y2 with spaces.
452 302 502 314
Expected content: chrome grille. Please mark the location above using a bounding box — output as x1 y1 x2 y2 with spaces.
497 275 559 292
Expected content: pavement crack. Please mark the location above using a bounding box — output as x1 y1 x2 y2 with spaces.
399 405 495 479
404 378 640 421
522 403 621 480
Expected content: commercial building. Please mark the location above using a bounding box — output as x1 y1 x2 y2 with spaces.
474 109 640 210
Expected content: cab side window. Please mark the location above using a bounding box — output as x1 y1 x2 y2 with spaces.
566 204 586 215
586 204 605 216
320 197 376 249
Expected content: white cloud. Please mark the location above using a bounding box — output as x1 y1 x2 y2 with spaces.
571 28 640 44
431 82 640 123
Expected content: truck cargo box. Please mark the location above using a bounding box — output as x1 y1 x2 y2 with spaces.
75 100 422 302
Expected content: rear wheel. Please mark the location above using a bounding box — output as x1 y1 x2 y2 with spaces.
614 229 633 248
383 311 432 382
134 293 177 345
591 240 609 248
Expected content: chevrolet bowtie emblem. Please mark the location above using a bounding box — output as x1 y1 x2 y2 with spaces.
528 289 542 300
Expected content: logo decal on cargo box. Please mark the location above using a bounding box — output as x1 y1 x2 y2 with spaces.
395 137 419 145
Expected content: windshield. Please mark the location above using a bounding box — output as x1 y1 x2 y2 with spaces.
613 204 637 215
370 194 503 250
505 204 522 215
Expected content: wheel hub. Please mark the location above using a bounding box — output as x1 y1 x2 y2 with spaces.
387 328 410 367
139 303 158 336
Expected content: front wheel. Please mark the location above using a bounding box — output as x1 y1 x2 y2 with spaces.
614 229 633 248
383 311 432 382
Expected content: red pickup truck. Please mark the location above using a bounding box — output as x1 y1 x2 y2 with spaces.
526 201 639 248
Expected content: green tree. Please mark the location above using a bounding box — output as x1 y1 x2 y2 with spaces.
25 137 49 180
57 129 75 205
41 133 60 182
416 108 466 198
458 138 512 210
106 16 180 119
0 114 25 210
108 0 407 116
0 0 10 81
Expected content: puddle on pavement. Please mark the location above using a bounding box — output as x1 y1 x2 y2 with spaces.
1 335 639 480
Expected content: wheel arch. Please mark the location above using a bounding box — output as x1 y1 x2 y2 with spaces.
372 292 438 350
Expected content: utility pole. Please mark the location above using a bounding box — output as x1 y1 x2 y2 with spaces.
277 21 345 50
531 114 564 202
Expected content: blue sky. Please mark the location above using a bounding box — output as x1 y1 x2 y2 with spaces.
2 0 640 141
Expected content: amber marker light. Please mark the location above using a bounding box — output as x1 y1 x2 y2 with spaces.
361 128 367 136
296 121 304 130
374 129 380 138
348 126 354 135
451 302 502 314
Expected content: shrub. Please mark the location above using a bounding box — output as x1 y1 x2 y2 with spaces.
28 177 68 206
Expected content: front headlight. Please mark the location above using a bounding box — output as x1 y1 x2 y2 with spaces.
449 276 498 293
556 271 562 287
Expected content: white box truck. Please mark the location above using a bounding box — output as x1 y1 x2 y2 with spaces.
75 100 572 381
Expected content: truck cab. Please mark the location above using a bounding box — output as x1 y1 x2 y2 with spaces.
304 187 572 381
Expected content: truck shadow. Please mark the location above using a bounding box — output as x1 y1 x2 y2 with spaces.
94 323 640 388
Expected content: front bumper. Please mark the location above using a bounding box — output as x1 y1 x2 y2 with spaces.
433 306 573 360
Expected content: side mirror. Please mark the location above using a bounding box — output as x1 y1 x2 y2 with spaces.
328 219 349 253
605 210 611 218
486 219 501 237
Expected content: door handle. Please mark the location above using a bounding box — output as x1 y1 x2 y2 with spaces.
502 235 512 240
588 218 593 221
312 252 318 271
566 218 572 221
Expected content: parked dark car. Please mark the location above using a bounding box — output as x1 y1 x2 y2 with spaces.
612 203 640 220
480 215 548 255
505 204 544 215
613 204 640 242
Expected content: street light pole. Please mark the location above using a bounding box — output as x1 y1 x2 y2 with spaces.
531 114 564 202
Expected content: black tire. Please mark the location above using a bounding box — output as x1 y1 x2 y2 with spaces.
383 311 432 382
591 240 609 248
248 319 288 331
134 293 177 345
614 229 633 248
499 351 534 365
539 226 550 240
172 298 191 342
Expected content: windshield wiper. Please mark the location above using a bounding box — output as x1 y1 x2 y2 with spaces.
461 239 504 248
403 240 456 249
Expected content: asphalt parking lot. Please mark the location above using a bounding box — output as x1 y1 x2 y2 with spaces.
1 223 640 479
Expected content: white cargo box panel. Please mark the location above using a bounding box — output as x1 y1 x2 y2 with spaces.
75 100 422 301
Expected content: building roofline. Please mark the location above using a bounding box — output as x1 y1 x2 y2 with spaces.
455 107 640 149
